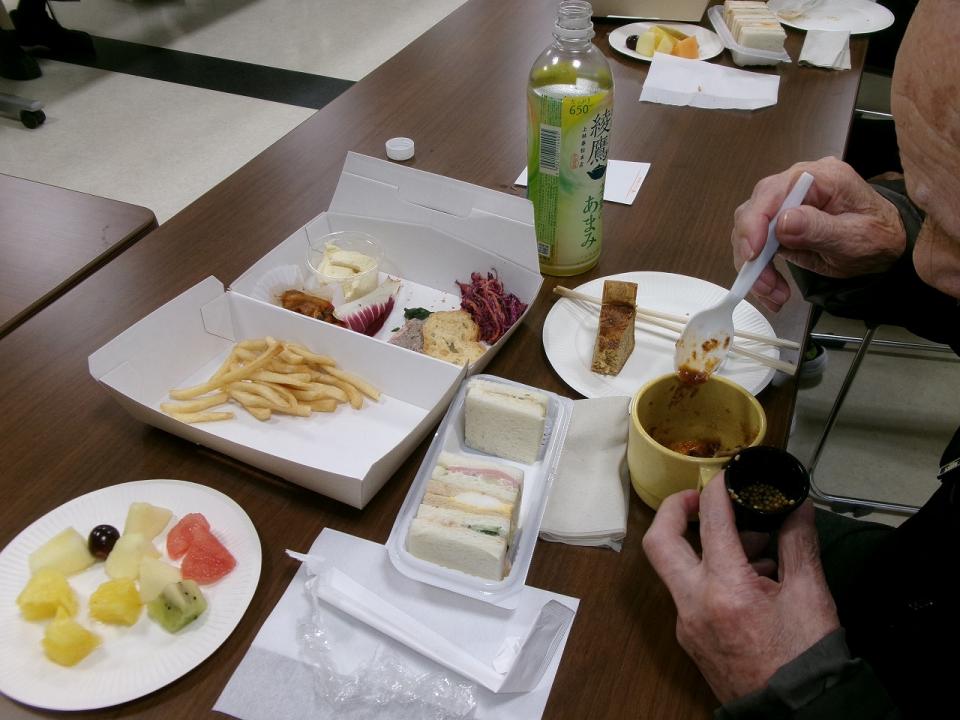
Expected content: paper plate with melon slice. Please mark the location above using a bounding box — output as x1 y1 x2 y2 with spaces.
609 22 724 63
0 479 261 711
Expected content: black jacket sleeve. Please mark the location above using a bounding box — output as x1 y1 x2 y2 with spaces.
788 179 960 353
714 629 900 720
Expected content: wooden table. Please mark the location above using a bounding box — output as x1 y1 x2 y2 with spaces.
0 174 157 338
0 1 867 717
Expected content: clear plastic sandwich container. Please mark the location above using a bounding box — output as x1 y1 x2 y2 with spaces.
707 5 791 67
385 374 573 608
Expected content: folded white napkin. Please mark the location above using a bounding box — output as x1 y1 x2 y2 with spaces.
214 529 579 720
539 396 631 551
799 29 852 70
640 53 780 110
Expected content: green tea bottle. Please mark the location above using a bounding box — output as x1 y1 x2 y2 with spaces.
528 0 614 276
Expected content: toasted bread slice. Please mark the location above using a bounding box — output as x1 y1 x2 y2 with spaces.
591 280 637 375
422 310 486 366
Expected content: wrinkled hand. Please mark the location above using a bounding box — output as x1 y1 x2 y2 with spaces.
731 156 907 311
642 474 840 703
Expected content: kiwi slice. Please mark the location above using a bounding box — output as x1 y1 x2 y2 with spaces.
147 580 207 633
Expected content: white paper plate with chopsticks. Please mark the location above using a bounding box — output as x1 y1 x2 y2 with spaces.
543 271 795 398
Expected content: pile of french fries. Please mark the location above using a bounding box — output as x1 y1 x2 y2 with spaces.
160 337 380 423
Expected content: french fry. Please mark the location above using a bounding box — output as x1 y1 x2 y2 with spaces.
324 367 380 402
279 349 305 365
170 339 281 399
165 337 376 423
286 343 337 367
234 347 259 363
238 339 269 351
249 370 312 387
169 410 234 424
247 407 272 421
315 374 362 409
292 383 348 403
160 392 229 415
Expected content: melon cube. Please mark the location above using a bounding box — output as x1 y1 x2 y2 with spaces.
28 528 95 577
673 36 699 59
635 29 656 57
138 557 182 602
123 502 173 541
105 532 160 580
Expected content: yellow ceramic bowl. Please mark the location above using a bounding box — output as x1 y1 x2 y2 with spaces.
628 373 767 510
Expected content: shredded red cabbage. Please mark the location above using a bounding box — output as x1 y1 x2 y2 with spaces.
455 271 527 344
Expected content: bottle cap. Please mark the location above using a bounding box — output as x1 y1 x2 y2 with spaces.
386 137 415 161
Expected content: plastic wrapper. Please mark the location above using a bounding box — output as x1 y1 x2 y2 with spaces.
295 553 478 720
767 0 824 20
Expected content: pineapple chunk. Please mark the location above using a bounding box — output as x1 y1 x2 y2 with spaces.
42 607 101 667
17 568 78 620
89 578 143 625
123 502 173 541
28 528 95 577
105 532 160 580
138 557 182 602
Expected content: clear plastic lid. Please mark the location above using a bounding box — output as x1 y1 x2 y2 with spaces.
385 374 573 608
707 5 791 65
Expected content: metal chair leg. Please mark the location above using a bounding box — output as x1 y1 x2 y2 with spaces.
806 326 920 517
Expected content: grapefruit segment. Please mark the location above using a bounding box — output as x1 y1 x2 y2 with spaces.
180 528 236 584
166 513 210 560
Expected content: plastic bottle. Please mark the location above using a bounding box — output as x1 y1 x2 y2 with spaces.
527 0 614 276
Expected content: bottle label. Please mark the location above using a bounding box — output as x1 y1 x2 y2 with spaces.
528 87 612 271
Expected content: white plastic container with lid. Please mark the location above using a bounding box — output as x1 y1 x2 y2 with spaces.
708 5 791 66
386 374 573 609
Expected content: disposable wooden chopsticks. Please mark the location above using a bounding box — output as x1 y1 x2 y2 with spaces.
554 286 799 376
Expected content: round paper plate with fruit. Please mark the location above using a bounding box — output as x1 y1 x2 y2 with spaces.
0 479 261 711
609 22 723 62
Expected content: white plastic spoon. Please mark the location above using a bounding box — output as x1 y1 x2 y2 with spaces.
674 171 815 381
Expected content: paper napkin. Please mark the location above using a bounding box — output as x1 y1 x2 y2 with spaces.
799 29 852 70
515 159 651 205
539 396 631 551
640 53 780 110
215 529 579 720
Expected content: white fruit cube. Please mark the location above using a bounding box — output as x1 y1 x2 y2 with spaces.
138 557 182 602
123 502 173 540
636 30 656 57
105 533 160 579
28 528 95 577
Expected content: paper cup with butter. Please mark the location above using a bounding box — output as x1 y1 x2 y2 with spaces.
305 229 383 304
628 373 766 510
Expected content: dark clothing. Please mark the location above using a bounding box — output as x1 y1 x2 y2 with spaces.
717 181 960 719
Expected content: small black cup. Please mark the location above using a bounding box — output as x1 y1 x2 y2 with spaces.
723 446 810 532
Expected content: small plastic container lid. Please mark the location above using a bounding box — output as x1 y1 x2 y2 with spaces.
707 6 791 67
385 137 415 161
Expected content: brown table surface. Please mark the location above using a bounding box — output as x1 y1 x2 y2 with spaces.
0 1 866 717
0 174 158 338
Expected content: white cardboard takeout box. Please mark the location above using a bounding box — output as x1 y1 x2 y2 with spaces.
231 152 543 375
89 155 542 508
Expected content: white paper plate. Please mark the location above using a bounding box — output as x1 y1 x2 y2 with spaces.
542 271 779 398
609 22 723 62
0 479 261 711
778 0 895 35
